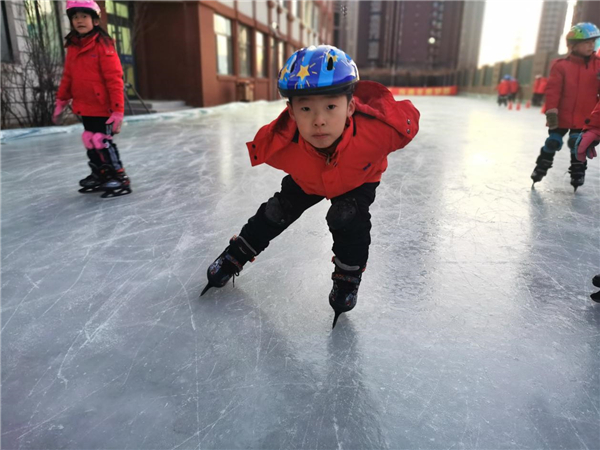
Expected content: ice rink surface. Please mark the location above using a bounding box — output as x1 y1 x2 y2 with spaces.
2 95 599 449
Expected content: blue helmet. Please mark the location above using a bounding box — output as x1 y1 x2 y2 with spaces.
503 74 511 80
277 45 359 98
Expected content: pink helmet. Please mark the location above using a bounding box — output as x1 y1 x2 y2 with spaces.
66 0 101 18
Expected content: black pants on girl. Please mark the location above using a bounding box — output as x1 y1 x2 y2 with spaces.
239 175 379 269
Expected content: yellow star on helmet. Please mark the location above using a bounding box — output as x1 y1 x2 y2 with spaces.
279 65 290 81
296 64 310 82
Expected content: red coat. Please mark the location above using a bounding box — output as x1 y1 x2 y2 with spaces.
56 33 124 117
497 80 511 96
509 79 519 94
584 100 600 130
246 81 420 199
545 53 600 129
533 77 547 94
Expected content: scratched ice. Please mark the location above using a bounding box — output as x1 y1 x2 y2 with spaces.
2 96 599 449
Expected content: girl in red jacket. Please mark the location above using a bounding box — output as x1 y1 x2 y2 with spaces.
530 22 600 191
53 0 131 198
200 45 420 328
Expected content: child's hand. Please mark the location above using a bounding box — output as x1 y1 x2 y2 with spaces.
52 99 69 125
106 112 124 134
575 129 600 162
545 109 558 129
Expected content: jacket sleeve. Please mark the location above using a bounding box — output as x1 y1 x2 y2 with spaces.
98 40 124 113
544 61 563 112
56 51 72 101
585 101 600 130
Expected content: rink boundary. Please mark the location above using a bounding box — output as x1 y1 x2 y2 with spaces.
0 100 272 143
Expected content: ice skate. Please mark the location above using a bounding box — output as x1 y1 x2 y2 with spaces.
78 162 105 193
200 235 256 296
568 156 586 192
329 257 363 329
530 151 554 188
99 166 132 198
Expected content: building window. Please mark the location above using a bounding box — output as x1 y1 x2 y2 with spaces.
290 0 299 17
214 14 233 75
1 2 13 62
304 1 312 28
24 0 63 60
256 31 267 77
238 24 251 77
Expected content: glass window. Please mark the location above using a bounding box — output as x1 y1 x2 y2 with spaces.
304 1 312 28
1 2 13 62
256 31 267 77
290 0 297 16
116 3 129 19
214 14 232 75
119 26 131 55
105 0 114 14
238 24 251 77
24 0 63 60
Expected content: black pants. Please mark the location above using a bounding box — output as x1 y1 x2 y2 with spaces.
531 93 544 106
239 175 379 268
81 116 112 135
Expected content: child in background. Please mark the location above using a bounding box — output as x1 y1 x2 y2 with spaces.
496 75 511 106
200 45 420 328
53 0 131 198
530 22 600 191
531 75 547 107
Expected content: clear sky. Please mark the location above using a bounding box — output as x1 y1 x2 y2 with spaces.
478 0 575 67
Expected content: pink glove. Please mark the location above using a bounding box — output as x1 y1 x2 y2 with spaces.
106 112 124 134
576 129 600 162
52 99 69 125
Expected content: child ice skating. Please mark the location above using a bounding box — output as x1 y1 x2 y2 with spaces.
496 75 511 106
53 0 131 198
530 22 600 191
201 45 420 328
531 75 547 107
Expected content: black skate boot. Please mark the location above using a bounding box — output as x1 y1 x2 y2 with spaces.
200 235 257 296
568 156 586 192
591 275 600 302
99 166 132 198
78 162 105 193
531 150 554 188
329 257 364 329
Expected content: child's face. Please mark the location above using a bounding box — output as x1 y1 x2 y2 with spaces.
287 94 356 150
571 39 597 56
71 12 98 35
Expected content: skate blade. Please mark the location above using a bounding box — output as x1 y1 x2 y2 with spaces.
332 311 342 329
101 187 132 198
78 187 102 194
200 283 213 296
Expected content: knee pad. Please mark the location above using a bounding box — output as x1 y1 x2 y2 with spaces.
327 198 358 231
264 196 289 227
82 131 94 149
91 132 111 150
567 132 581 153
543 133 563 153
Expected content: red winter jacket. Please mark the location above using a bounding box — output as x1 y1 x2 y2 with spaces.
497 80 511 96
56 32 124 117
584 100 600 130
533 77 547 94
545 53 600 129
246 81 420 199
509 79 519 95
